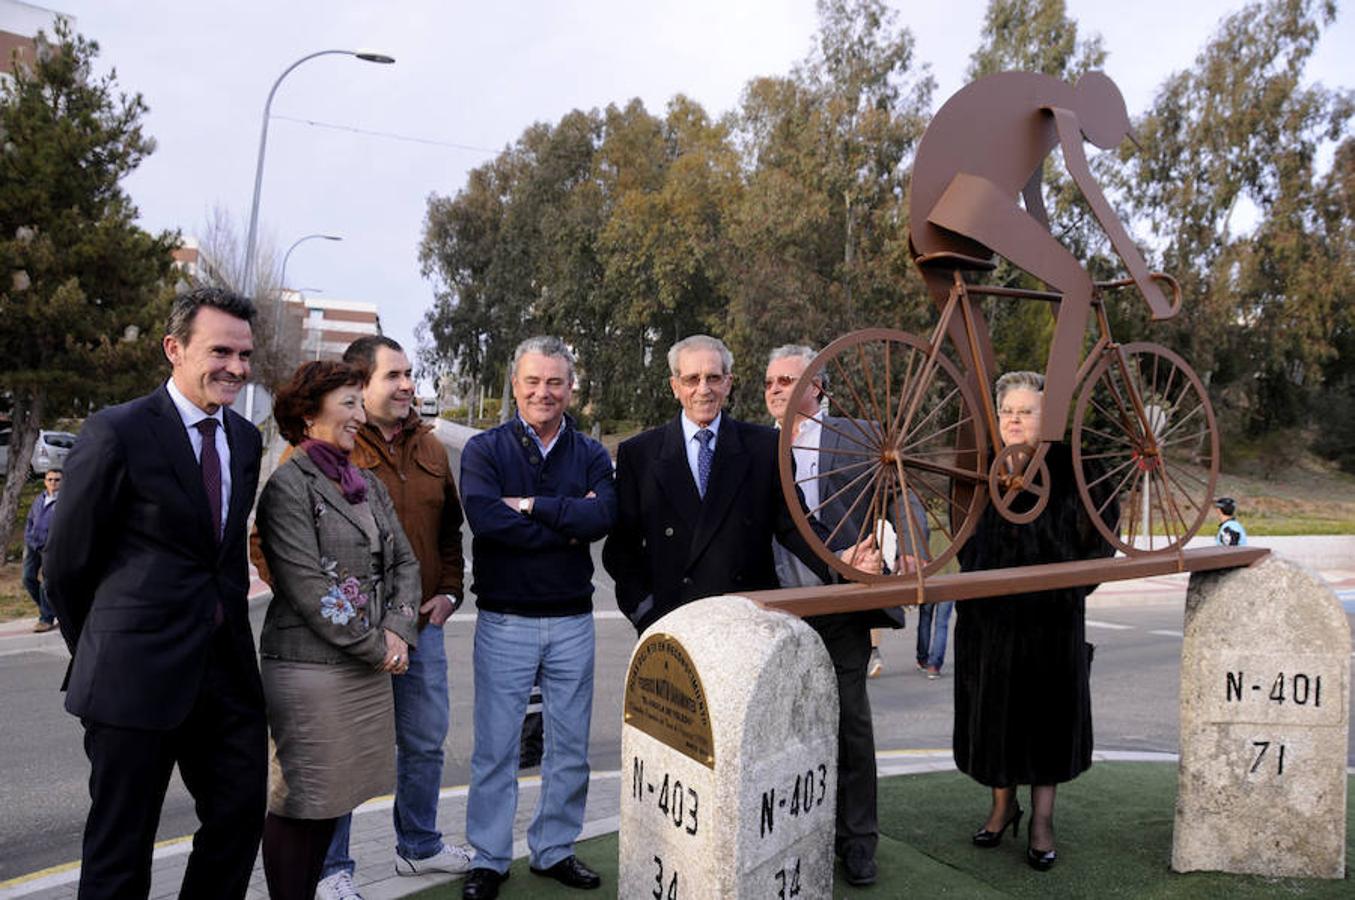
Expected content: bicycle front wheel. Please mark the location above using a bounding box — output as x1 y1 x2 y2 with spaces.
777 328 988 582
1072 342 1219 554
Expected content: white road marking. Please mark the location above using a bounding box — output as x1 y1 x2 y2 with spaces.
1149 629 1184 638
1085 619 1133 630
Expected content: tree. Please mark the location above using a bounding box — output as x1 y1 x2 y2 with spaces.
194 206 291 387
727 0 934 407
0 19 179 555
1119 0 1351 440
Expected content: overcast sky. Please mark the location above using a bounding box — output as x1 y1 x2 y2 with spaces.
19 1 1355 387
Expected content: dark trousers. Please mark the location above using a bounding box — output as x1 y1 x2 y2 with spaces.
809 614 878 859
77 629 267 900
22 545 56 622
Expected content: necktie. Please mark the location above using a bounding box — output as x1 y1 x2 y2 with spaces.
195 419 222 543
696 428 714 498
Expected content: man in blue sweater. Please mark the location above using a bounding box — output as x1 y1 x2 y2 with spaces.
459 336 618 900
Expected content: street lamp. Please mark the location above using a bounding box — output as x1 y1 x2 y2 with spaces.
241 48 394 290
274 233 342 365
280 233 343 289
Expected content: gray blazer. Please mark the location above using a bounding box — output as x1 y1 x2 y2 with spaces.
774 415 927 628
256 448 420 667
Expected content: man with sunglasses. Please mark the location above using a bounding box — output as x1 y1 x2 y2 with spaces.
763 344 927 887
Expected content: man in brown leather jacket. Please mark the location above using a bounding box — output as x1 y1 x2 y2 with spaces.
255 336 469 899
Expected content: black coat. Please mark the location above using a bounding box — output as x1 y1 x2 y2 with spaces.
44 385 265 730
952 443 1116 787
603 414 829 633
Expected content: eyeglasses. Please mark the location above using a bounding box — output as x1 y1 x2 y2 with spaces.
763 374 799 390
677 373 728 389
998 407 1040 420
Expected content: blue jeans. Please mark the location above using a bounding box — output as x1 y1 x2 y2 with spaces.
915 601 953 670
321 622 451 877
22 546 56 623
466 611 594 874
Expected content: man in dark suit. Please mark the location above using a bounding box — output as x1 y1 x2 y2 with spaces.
45 287 267 900
764 344 928 887
603 334 879 634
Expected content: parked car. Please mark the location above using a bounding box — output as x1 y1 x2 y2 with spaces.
417 397 439 418
31 430 77 475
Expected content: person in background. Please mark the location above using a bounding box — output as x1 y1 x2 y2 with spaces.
1214 497 1248 546
44 287 267 899
23 468 62 633
254 361 421 900
915 599 954 680
459 336 617 900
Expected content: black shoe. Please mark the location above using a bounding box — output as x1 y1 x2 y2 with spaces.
462 867 508 900
530 855 601 890
842 845 878 886
1027 843 1058 871
972 804 1023 847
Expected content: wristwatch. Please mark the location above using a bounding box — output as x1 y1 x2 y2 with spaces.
518 497 532 516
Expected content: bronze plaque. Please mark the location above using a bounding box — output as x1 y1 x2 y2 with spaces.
624 633 715 768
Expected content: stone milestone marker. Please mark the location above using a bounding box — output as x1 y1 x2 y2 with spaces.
1173 555 1350 879
619 595 839 899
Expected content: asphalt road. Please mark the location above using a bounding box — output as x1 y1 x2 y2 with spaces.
2 423 1351 882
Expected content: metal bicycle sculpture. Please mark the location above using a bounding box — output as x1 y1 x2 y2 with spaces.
777 72 1220 586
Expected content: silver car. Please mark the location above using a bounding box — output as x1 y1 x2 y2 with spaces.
30 430 77 475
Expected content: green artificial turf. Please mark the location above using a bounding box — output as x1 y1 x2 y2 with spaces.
409 763 1352 898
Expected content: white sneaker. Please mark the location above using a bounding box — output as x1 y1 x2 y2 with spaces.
395 842 474 876
867 649 884 679
315 871 363 900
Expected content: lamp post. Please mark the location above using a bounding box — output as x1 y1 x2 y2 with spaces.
241 48 394 291
273 234 342 369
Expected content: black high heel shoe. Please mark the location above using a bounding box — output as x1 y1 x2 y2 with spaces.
971 805 1023 847
1026 843 1057 871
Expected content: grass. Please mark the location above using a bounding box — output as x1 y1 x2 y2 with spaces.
407 764 1354 898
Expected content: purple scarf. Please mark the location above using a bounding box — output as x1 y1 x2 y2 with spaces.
301 439 367 504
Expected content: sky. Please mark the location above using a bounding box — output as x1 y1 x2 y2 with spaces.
14 0 1354 389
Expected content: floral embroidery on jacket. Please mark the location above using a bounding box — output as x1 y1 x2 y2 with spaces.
318 556 371 628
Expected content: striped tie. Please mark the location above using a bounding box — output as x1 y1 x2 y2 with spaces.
696 428 714 498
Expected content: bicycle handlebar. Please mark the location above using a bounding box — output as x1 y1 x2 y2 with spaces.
1093 272 1183 319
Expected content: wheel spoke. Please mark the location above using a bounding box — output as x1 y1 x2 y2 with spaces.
791 440 876 458
898 383 963 450
796 457 874 486
1085 454 1139 493
829 356 884 445
898 410 975 454
806 409 879 452
856 343 889 438
807 463 876 525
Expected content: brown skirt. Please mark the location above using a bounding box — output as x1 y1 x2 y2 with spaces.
262 658 395 819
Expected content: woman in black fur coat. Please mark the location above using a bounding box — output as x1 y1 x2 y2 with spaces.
953 371 1117 871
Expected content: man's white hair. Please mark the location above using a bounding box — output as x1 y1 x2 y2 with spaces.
668 334 732 376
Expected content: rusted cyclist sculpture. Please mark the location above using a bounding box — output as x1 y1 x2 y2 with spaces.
772 71 1250 600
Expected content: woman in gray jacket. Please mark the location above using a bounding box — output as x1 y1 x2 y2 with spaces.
256 361 421 900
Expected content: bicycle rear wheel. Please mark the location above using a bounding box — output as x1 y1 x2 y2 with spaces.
1072 342 1219 554
777 328 988 583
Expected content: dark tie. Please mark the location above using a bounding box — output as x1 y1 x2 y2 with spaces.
696 428 714 498
195 419 222 544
